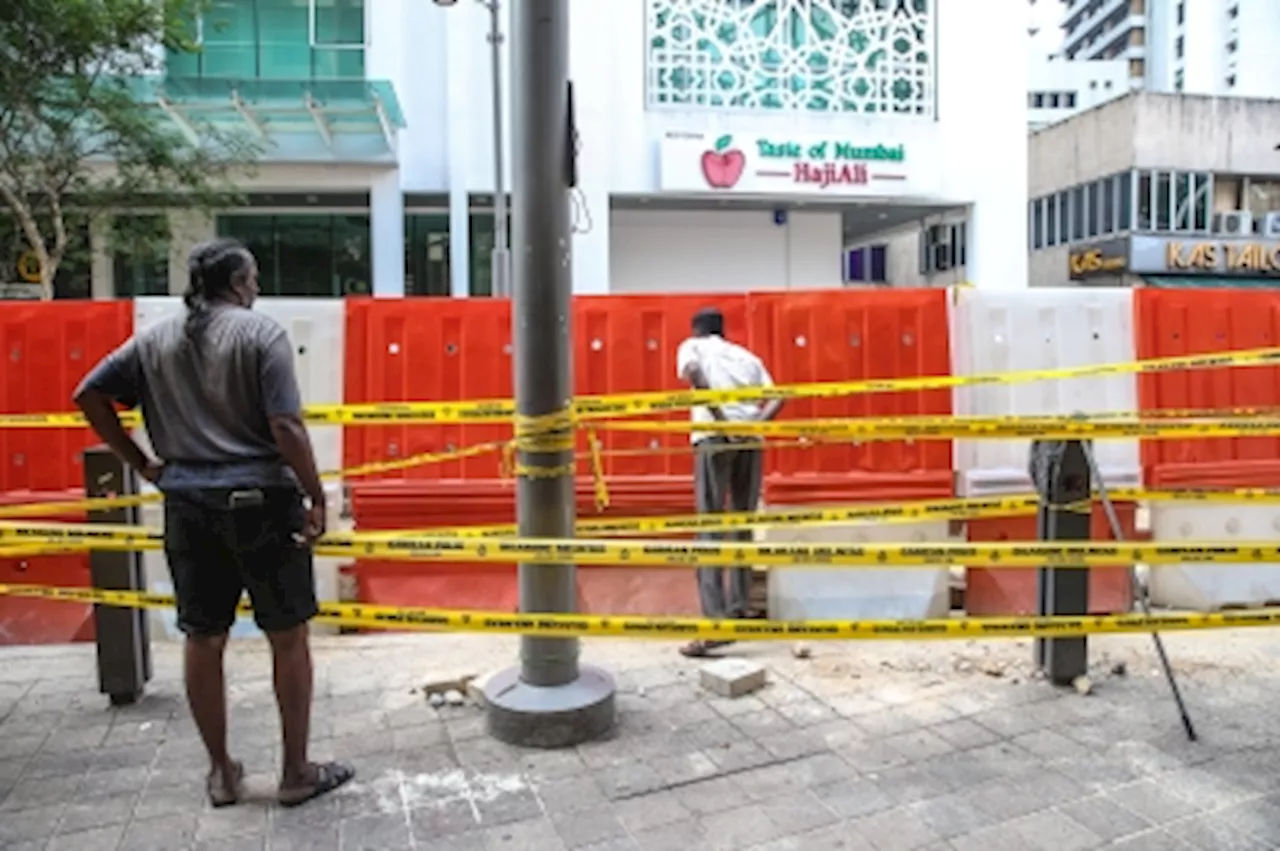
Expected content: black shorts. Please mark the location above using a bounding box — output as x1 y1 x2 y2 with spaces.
164 486 318 636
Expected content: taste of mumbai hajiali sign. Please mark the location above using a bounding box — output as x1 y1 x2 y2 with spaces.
660 131 909 196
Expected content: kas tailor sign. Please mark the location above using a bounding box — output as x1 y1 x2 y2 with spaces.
659 131 912 196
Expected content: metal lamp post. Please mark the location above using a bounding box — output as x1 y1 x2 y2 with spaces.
482 0 616 748
434 0 614 747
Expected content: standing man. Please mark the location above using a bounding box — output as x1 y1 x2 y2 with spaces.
675 308 783 658
73 237 354 809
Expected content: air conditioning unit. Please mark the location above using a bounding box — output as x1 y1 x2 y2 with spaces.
1261 212 1280 238
1214 211 1254 235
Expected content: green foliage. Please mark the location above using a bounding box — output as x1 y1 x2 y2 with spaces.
0 0 260 297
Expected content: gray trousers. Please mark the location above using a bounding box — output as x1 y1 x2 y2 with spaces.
694 438 763 618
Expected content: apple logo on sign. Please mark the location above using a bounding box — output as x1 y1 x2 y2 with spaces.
701 134 745 189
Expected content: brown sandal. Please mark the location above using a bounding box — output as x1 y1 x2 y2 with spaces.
278 761 356 808
207 761 244 808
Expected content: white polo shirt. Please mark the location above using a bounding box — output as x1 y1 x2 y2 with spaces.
675 334 774 444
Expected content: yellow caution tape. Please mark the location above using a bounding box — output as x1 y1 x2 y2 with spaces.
7 485 1280 546
3 519 1280 567
0 441 509 520
565 345 1280 422
4 582 1280 640
596 416 1280 441
7 345 1280 428
364 493 1053 540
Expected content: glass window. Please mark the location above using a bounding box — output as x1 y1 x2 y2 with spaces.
1194 174 1210 232
312 0 364 47
1173 172 1193 231
1071 186 1085 241
1102 177 1115 233
1156 171 1171 230
1086 183 1099 237
217 213 371 296
1033 199 1045 250
1137 171 1151 230
170 0 365 81
468 212 510 297
1058 191 1070 244
848 248 865 282
0 215 91 299
1119 171 1133 230
869 245 887 282
1046 196 1058 247
112 215 170 297
405 214 450 296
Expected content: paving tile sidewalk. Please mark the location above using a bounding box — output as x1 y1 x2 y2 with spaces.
3 630 1280 850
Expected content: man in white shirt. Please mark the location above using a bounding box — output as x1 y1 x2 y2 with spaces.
675 308 783 658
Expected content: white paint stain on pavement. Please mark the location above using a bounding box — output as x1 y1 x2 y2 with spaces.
365 767 529 820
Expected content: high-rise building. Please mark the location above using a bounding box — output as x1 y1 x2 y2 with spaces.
1063 0 1280 97
1027 0 1129 129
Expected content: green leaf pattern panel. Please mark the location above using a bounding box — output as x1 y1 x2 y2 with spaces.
647 0 934 116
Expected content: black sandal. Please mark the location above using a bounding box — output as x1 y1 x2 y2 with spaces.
679 639 734 658
278 761 356 808
207 761 244 808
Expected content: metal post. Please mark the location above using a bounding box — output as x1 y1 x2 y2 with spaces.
483 0 615 747
1028 439 1090 685
486 0 511 299
84 446 151 706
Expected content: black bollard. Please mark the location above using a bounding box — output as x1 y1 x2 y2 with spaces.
84 446 151 706
1028 439 1091 685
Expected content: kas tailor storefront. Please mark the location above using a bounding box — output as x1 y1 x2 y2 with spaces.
606 129 948 294
1068 234 1280 286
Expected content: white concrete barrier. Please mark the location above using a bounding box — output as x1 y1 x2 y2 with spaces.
1148 503 1280 610
950 287 1140 496
132 298 346 474
763 510 951 620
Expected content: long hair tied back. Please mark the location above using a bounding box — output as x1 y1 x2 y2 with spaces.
184 238 249 338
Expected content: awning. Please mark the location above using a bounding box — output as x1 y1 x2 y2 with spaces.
126 77 406 163
1140 275 1280 289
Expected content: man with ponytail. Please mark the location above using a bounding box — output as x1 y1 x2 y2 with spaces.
74 238 354 809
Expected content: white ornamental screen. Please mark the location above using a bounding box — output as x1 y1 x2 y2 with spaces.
646 0 936 118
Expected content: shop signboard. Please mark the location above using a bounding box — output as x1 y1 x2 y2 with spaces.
1067 238 1129 280
1131 235 1280 276
659 131 912 196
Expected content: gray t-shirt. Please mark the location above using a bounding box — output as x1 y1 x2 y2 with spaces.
76 305 303 490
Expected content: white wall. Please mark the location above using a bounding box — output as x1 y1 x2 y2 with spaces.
1027 57 1130 129
609 209 841 293
119 1 1034 299
1232 2 1280 99
419 0 1030 294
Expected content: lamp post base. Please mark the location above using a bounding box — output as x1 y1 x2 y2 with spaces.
483 664 617 748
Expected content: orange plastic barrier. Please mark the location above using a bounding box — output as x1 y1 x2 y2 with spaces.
1136 288 1280 486
575 293 750 478
748 289 953 504
341 290 954 491
0 301 132 491
342 290 956 616
964 508 1139 617
0 490 94 645
349 478 700 616
343 297 513 480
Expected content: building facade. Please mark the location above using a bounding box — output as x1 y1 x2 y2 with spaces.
1063 0 1280 96
1028 91 1280 287
5 0 1032 298
1027 56 1130 130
